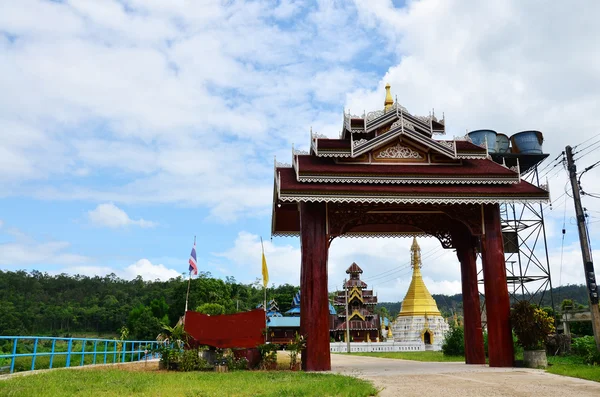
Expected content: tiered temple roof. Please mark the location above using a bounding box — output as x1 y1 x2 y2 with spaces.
271 84 549 238
331 263 380 332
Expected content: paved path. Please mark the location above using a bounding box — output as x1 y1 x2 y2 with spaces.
330 354 600 396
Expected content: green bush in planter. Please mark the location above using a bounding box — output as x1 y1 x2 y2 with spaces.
510 301 555 350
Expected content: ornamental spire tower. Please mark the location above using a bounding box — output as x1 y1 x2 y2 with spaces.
392 237 449 350
398 237 441 317
384 83 394 112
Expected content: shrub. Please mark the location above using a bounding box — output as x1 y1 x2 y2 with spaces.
257 343 278 370
442 324 464 356
287 333 306 370
510 301 555 350
226 356 249 371
572 336 600 365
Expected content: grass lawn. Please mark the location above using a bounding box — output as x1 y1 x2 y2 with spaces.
546 355 600 383
347 351 464 362
0 367 378 397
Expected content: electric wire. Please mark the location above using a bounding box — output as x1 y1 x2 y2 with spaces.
362 246 444 283
572 132 600 150
573 139 600 161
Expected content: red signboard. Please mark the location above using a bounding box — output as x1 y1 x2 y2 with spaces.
184 309 265 348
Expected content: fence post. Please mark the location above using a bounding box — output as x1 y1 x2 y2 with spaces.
66 339 73 368
137 342 141 361
80 340 86 366
49 339 56 369
10 338 18 374
31 338 39 371
122 341 126 363
113 341 117 363
104 341 108 364
93 340 98 365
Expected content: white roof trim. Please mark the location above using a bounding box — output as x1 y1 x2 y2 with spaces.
278 194 548 205
297 176 520 184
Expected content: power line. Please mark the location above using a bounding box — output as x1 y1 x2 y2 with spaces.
574 139 600 161
573 132 600 150
362 245 443 283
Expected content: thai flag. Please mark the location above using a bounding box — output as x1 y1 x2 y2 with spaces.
189 242 198 275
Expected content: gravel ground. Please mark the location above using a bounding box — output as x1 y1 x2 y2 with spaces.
330 354 600 397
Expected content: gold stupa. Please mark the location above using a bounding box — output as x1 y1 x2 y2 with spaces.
398 237 441 317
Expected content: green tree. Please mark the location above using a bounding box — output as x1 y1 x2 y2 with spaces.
195 303 225 316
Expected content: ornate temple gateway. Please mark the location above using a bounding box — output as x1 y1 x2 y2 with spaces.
271 84 549 370
392 238 449 350
331 263 381 342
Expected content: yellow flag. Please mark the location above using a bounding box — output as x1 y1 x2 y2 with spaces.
262 250 269 288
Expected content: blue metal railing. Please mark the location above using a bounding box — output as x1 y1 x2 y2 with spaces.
0 336 162 374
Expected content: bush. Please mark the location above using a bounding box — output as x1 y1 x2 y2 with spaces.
442 324 464 356
572 336 600 365
510 301 555 350
226 356 249 371
257 343 278 370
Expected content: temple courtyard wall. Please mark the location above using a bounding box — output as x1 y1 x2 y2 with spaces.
329 341 427 353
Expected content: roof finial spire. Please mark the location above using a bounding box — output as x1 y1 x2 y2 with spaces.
410 236 422 270
384 83 394 112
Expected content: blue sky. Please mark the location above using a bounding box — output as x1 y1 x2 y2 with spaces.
1 0 599 301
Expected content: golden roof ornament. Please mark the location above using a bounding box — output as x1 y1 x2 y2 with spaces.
398 237 442 317
384 83 394 112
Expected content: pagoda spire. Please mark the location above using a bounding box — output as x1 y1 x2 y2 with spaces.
384 83 394 112
411 236 422 269
398 237 441 317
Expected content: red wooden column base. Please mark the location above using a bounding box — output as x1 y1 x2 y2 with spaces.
455 233 485 365
481 204 514 367
299 202 331 371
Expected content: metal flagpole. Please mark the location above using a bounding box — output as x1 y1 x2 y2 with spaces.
261 236 267 343
184 236 195 319
345 278 350 353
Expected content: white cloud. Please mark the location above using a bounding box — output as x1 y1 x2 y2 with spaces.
122 259 182 281
87 203 156 228
0 233 90 267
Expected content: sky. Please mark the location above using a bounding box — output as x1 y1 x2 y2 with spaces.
1 0 600 302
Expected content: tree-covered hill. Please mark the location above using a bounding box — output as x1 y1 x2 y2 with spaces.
0 270 298 339
1 270 589 340
377 284 590 318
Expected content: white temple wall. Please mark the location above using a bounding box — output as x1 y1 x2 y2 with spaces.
329 342 425 353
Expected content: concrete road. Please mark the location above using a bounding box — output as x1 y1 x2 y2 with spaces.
330 354 600 396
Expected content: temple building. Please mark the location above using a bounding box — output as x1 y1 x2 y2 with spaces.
392 237 449 350
331 263 381 342
267 291 336 345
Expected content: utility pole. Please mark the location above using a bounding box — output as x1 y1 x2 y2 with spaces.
565 145 600 350
344 278 351 353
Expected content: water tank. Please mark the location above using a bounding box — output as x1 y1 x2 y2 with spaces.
495 133 510 153
510 130 544 154
468 130 498 153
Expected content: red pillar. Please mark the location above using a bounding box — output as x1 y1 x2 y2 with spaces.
481 204 514 367
299 202 331 371
455 234 485 364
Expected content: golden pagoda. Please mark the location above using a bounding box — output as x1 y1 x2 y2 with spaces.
391 237 449 350
398 237 441 317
